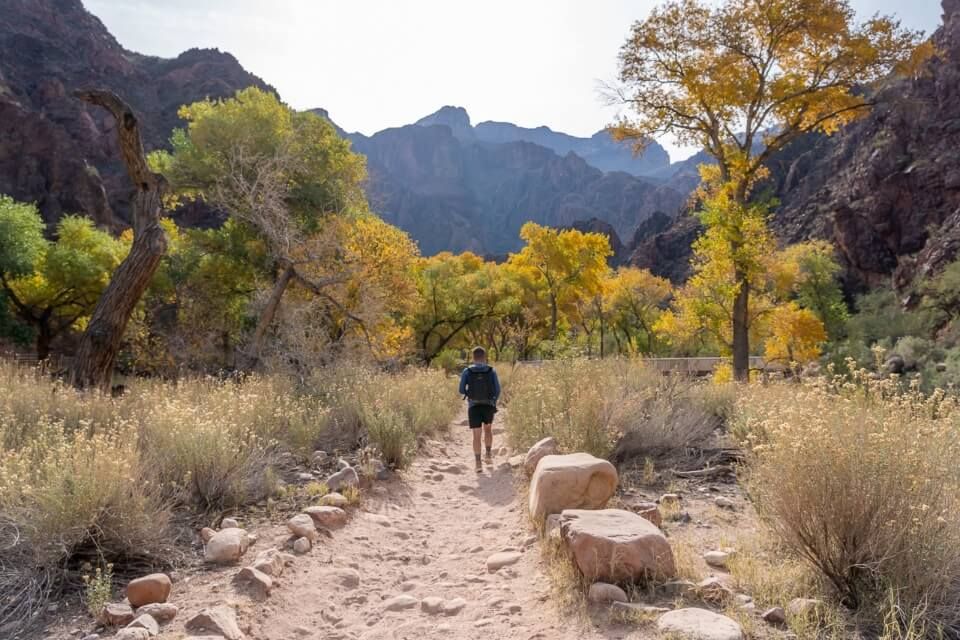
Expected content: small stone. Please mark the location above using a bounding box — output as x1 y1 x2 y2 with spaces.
293 536 312 554
486 551 522 572
186 605 245 640
199 527 216 543
384 595 419 611
304 505 348 528
762 606 787 625
100 602 135 626
319 492 349 507
442 597 467 615
327 467 359 491
125 573 171 607
250 548 287 577
714 496 736 510
697 577 734 604
337 458 351 470
587 582 628 604
237 566 273 595
421 596 444 614
507 454 524 468
659 493 682 504
221 517 239 529
312 450 328 463
204 527 250 564
287 513 318 540
135 603 177 623
657 608 744 640
125 614 159 637
113 630 150 640
704 550 732 569
327 568 361 589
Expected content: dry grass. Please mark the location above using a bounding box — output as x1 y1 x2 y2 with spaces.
504 359 728 461
737 368 960 638
0 362 458 635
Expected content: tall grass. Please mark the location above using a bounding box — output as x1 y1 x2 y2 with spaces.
0 362 459 634
737 369 960 638
504 359 729 460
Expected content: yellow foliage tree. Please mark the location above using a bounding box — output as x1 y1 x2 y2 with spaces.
508 222 612 339
614 0 921 379
605 267 672 355
763 303 827 364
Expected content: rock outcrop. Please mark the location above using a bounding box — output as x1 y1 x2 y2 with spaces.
0 0 273 230
345 119 688 256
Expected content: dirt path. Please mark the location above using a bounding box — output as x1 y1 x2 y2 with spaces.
231 410 634 640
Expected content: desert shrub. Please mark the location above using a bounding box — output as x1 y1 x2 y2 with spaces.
505 359 722 460
308 365 460 467
737 371 960 637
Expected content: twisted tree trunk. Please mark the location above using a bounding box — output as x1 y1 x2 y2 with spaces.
69 90 168 391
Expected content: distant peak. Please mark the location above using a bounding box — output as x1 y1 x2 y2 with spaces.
415 106 474 138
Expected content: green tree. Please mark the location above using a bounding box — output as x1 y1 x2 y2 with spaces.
0 205 126 359
151 87 367 364
615 0 920 379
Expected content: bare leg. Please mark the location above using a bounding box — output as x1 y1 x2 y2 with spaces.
483 423 493 458
472 428 482 471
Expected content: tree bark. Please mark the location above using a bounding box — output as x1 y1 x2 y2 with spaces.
732 269 750 382
247 263 296 366
69 90 168 391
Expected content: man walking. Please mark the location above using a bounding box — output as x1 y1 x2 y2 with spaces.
459 347 501 472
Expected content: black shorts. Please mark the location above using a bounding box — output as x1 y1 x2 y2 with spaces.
468 404 496 428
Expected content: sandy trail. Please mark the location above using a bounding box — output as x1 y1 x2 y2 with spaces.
232 409 632 640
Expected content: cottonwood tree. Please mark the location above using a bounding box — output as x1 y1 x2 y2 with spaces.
70 90 168 391
152 87 367 365
614 0 921 379
508 223 612 339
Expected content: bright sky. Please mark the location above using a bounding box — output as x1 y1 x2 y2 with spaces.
86 0 941 162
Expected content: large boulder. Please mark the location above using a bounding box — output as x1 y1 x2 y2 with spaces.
523 437 559 476
560 509 675 582
528 453 617 520
125 573 171 607
656 608 743 640
204 528 250 564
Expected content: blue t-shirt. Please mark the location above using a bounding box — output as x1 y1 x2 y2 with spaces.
459 364 501 407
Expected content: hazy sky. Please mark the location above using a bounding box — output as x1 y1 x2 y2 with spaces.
86 0 942 161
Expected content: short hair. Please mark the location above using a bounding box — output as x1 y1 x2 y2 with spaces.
472 346 487 359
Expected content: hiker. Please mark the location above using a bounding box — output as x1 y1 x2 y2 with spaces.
459 346 501 472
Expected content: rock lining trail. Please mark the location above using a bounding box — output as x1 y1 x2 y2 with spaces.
228 410 634 640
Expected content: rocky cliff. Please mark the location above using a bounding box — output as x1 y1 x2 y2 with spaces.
626 1 960 290
0 0 274 230
415 106 671 177
772 0 960 293
347 119 686 255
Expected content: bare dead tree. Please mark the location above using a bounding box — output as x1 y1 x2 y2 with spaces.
69 90 168 391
